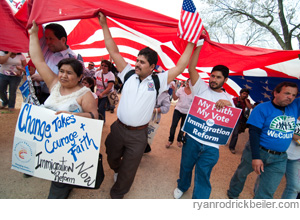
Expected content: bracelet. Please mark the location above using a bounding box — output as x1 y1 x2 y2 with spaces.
89 112 95 119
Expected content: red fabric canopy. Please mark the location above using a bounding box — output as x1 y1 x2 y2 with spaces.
0 0 29 53
26 0 178 28
1 0 300 102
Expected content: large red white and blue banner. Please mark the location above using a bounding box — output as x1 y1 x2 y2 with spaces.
2 0 300 103
182 96 242 145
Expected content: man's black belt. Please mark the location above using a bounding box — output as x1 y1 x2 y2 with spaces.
260 146 285 155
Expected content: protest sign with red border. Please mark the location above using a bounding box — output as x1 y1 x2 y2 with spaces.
182 96 242 145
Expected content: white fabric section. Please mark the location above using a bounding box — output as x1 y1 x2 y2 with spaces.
267 59 300 79
243 68 268 77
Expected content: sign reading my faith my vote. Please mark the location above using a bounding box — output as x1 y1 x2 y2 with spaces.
11 103 103 188
182 96 242 145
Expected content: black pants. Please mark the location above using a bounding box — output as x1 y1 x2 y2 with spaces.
105 120 148 199
229 118 247 150
229 119 241 150
168 109 186 143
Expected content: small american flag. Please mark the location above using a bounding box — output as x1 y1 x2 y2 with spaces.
177 0 204 43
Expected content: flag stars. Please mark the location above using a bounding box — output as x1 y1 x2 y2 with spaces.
263 86 272 92
244 84 252 90
262 92 271 100
183 0 196 12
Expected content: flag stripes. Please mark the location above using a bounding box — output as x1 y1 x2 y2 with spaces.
177 0 204 43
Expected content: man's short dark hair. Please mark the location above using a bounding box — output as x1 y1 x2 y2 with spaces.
211 65 229 78
45 23 68 43
138 47 158 67
57 58 83 77
272 81 299 97
240 88 250 95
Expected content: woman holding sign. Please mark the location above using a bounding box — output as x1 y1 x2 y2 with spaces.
29 21 99 199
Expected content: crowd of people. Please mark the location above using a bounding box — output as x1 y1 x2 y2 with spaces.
1 11 300 200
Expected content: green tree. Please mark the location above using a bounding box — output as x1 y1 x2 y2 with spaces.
201 0 300 50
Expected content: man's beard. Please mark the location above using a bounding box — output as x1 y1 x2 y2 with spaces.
209 81 223 90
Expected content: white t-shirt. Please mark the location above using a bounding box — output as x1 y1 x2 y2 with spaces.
286 119 300 160
175 87 193 114
117 63 168 126
190 77 234 149
0 51 26 76
95 70 115 97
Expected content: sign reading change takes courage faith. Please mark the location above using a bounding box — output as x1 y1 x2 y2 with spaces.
182 96 242 145
11 103 103 188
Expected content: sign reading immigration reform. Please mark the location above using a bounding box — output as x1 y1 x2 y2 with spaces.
11 103 103 188
182 96 242 145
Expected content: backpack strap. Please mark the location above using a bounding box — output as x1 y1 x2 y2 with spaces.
68 53 83 61
151 74 160 99
120 70 160 99
124 70 136 84
119 70 135 93
76 54 83 61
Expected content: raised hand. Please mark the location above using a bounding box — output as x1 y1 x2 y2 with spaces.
28 20 39 36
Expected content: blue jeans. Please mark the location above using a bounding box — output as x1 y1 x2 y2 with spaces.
0 74 22 108
98 97 108 121
177 135 219 199
227 141 287 199
168 109 187 143
281 159 300 199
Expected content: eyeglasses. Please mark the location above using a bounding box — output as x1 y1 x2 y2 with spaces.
101 64 108 67
89 64 94 66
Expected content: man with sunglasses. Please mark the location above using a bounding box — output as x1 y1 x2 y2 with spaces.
84 62 96 79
